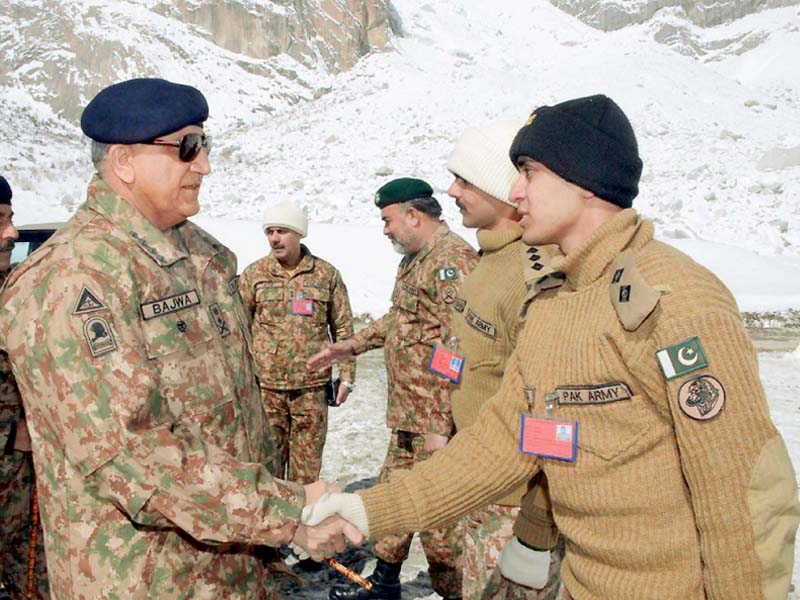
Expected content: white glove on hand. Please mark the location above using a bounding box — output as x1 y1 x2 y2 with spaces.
499 536 550 590
301 492 370 538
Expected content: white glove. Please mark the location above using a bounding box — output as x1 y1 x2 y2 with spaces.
499 536 550 590
301 492 370 538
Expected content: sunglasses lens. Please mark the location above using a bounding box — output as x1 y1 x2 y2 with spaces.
178 134 210 162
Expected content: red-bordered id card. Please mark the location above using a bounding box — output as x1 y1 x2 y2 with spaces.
519 414 578 462
428 343 465 383
290 298 314 316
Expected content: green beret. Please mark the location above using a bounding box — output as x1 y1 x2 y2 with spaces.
374 177 434 208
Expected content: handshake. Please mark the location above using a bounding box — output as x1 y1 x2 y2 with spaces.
290 481 370 561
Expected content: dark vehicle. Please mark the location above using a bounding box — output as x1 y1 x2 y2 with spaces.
10 223 62 266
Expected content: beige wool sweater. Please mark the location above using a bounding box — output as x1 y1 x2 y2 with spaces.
449 225 528 507
360 209 799 600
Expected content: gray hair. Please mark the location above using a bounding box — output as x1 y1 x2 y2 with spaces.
90 141 111 173
400 196 442 219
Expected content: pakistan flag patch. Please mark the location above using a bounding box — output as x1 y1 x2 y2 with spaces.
656 336 708 380
438 267 458 281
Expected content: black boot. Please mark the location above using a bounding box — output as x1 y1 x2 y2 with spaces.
328 558 402 600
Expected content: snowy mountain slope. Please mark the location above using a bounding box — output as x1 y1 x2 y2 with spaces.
0 0 392 208
2 0 799 263
549 0 797 31
196 0 800 257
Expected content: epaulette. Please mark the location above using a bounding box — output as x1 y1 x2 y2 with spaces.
609 249 661 331
519 244 565 320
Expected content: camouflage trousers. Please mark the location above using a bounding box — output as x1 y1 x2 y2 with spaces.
461 504 563 600
0 452 49 599
374 430 462 598
261 386 327 485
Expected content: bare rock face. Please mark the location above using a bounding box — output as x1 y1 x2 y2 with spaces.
154 0 392 72
0 0 394 126
548 0 797 31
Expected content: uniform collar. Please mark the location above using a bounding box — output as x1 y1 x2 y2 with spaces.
266 244 314 278
400 222 449 274
476 223 522 253
86 174 188 267
550 209 653 290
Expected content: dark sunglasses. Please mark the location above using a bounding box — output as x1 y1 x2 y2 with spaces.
143 133 212 162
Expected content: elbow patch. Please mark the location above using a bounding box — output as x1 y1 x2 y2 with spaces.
748 435 800 600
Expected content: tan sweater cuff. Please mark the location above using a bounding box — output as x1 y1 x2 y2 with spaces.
357 479 420 540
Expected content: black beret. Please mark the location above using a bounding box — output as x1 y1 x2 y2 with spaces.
374 178 434 209
509 94 643 208
0 176 11 205
80 78 209 144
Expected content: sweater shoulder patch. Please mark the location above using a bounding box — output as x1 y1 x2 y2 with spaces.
609 249 661 331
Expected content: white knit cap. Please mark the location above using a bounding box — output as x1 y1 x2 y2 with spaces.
262 202 308 238
447 119 523 206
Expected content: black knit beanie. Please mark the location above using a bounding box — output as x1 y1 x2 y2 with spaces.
509 95 643 207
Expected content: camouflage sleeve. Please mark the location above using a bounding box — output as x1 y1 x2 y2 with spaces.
330 269 356 384
6 265 304 548
237 266 256 318
427 248 478 435
0 351 22 459
350 313 388 355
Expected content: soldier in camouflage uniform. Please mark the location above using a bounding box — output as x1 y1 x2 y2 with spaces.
309 178 477 600
0 79 358 600
239 202 356 484
0 176 49 599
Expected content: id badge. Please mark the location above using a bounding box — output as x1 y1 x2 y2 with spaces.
291 298 314 316
428 343 465 383
519 414 578 462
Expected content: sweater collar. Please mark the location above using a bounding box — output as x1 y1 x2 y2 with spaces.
550 209 653 290
476 223 523 252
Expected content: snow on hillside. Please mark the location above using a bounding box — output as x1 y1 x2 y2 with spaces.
5 0 800 265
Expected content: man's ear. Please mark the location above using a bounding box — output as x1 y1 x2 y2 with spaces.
107 144 136 184
405 206 422 227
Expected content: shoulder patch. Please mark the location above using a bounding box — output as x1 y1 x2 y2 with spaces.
72 286 108 315
441 284 457 304
83 316 117 357
678 375 725 420
609 249 661 331
438 267 458 281
656 336 708 380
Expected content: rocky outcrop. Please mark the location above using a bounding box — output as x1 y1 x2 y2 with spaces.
0 0 394 125
549 0 797 31
153 0 392 72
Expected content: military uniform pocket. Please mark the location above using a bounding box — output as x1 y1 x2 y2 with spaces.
255 283 285 324
564 394 649 461
392 285 421 346
140 306 228 418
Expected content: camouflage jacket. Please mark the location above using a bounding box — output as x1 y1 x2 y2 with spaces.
239 247 355 390
0 176 304 600
0 268 25 482
351 224 477 436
